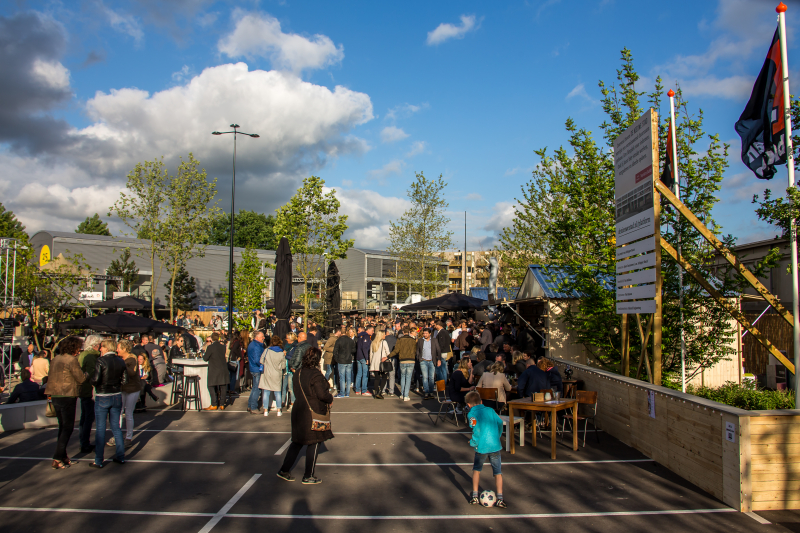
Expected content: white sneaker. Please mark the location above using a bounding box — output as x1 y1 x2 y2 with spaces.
263 410 269 417
404 397 410 401
276 410 282 417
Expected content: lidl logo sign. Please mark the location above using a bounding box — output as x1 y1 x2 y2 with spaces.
39 245 51 266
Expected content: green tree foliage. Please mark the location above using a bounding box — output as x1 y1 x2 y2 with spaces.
205 210 277 250
164 264 197 311
388 172 453 299
274 176 353 329
497 49 751 385
0 202 27 242
76 213 111 236
106 248 139 293
217 248 272 331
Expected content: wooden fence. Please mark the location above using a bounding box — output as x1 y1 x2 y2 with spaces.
743 312 793 375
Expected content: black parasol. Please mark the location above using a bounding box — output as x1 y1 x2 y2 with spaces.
263 299 303 310
91 295 164 310
273 236 292 341
401 293 485 311
61 312 184 334
325 261 342 333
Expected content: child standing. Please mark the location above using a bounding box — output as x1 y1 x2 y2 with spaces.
465 391 507 508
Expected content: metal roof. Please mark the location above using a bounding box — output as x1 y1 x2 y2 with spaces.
527 264 614 299
469 287 519 300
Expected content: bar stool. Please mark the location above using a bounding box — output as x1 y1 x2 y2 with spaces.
169 365 185 405
183 375 202 411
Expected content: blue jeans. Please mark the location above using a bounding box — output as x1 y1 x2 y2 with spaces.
399 363 414 398
355 360 369 393
435 356 448 384
338 363 353 396
79 396 95 449
473 451 502 475
94 394 124 465
420 360 436 394
282 371 295 405
262 390 282 410
228 360 239 392
248 373 262 410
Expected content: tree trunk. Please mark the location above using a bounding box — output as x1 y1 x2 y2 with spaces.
169 262 178 322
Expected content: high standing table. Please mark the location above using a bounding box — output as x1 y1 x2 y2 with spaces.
508 398 578 459
172 358 210 408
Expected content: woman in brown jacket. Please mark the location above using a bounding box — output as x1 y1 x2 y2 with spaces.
45 336 88 469
118 339 141 447
277 347 333 484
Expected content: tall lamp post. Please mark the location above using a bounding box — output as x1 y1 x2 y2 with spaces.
212 124 259 339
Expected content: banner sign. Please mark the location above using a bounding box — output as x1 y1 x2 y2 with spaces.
80 292 103 301
112 292 130 299
616 269 656 288
616 252 657 274
616 235 655 261
616 284 656 301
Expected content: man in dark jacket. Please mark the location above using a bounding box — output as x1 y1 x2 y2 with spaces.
306 325 320 350
433 321 451 384
203 333 229 410
332 328 356 398
286 332 311 407
90 338 128 468
247 332 266 414
518 359 548 398
416 328 442 400
355 326 373 396
5 369 44 404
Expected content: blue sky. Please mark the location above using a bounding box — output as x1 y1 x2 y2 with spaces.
1 0 798 251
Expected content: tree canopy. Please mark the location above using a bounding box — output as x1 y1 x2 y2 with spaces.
0 202 27 242
205 210 277 250
76 213 111 236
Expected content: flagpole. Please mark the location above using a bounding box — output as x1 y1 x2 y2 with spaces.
668 89 686 393
777 2 800 405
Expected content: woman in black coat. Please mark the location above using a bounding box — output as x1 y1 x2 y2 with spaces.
277 347 333 484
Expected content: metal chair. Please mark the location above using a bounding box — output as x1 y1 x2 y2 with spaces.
560 390 599 447
433 379 461 427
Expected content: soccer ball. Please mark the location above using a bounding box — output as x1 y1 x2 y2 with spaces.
479 490 496 507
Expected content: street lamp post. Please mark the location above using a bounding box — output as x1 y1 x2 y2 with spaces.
212 124 259 340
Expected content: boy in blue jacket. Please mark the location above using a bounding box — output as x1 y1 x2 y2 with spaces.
465 391 507 508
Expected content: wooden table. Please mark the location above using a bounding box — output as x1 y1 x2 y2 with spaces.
563 379 578 398
508 398 578 459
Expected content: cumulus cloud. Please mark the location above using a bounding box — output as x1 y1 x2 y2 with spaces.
330 187 410 248
102 3 144 45
367 160 405 182
484 202 516 233
380 126 409 143
426 15 480 46
218 10 344 73
405 141 427 157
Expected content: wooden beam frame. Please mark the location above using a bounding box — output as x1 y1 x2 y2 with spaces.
655 179 794 328
661 237 795 374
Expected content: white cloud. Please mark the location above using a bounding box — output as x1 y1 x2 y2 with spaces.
484 201 516 233
30 58 70 90
380 126 409 143
330 187 410 248
504 166 533 176
171 65 192 82
196 12 219 28
385 102 428 121
426 14 480 46
566 83 596 104
678 75 753 99
102 3 144 45
218 10 344 73
405 141 427 157
367 160 404 182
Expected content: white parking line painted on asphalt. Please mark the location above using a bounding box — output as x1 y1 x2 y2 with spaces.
317 459 654 466
0 507 214 517
274 439 292 456
744 512 771 525
198 474 261 533
0 456 224 465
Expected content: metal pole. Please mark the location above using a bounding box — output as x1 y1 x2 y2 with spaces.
668 90 686 393
777 2 799 404
228 128 237 340
463 211 467 294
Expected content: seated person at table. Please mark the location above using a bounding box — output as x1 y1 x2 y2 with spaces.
517 358 548 398
449 358 475 409
6 369 45 403
465 390 507 508
476 361 512 408
538 357 563 395
471 352 492 381
512 351 528 377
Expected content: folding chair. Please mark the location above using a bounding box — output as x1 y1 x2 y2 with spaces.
433 379 461 427
560 390 599 447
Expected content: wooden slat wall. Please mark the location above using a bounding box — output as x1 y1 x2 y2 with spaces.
748 414 800 510
743 313 793 375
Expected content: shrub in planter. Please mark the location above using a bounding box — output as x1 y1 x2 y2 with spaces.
688 380 795 410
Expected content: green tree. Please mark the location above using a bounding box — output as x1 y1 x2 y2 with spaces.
274 176 353 330
388 172 453 299
160 154 219 322
164 264 197 311
217 248 272 331
109 158 169 316
106 248 139 293
0 202 27 242
76 213 111 236
205 210 277 250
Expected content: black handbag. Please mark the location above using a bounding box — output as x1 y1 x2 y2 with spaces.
227 361 237 372
380 360 393 373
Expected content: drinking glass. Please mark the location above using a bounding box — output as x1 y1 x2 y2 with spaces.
554 391 560 401
544 392 551 401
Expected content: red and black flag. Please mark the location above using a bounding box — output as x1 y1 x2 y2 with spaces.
660 118 675 189
735 28 786 180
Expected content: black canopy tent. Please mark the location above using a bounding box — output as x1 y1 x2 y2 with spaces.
401 293 485 312
91 295 165 310
61 312 184 334
273 237 293 341
263 299 303 310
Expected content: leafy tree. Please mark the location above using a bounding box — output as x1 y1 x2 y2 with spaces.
388 172 453 299
205 210 277 250
106 248 139 293
274 176 353 330
164 264 197 311
217 248 272 331
76 213 111 236
0 202 27 242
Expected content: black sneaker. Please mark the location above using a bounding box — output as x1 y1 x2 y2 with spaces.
277 471 295 482
113 457 126 464
469 496 479 505
496 500 507 509
301 476 322 485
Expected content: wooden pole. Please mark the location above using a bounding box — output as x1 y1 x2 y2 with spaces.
651 109 663 386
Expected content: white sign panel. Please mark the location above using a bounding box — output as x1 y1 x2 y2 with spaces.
80 291 103 301
616 300 657 314
647 391 656 419
616 252 657 274
616 208 656 247
617 284 656 301
617 269 656 288
112 292 130 299
725 421 736 443
616 236 656 261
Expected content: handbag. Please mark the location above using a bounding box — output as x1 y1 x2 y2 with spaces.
45 399 57 418
227 361 237 372
298 369 331 432
378 342 392 373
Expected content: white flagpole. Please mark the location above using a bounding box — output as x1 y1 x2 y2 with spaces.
777 2 799 405
668 89 686 393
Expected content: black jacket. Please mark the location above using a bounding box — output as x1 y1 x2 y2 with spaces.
91 352 128 394
434 328 451 355
6 380 44 403
289 341 311 372
332 335 356 364
203 341 229 386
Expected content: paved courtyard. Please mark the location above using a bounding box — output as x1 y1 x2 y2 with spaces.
0 393 796 533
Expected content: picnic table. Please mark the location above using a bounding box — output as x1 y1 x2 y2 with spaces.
507 397 578 459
